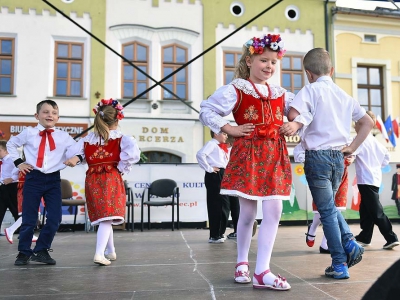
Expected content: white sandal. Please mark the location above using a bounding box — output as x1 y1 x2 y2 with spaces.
234 262 251 283
253 269 291 290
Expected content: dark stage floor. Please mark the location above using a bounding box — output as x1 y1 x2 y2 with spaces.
1 223 399 300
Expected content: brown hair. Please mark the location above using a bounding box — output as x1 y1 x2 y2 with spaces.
0 140 7 151
209 130 215 138
303 48 332 76
93 105 118 142
36 100 58 114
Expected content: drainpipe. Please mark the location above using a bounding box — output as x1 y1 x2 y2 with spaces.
325 0 329 51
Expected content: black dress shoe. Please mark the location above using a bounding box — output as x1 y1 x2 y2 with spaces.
319 246 330 254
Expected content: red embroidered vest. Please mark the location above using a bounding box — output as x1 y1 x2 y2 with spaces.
232 85 284 140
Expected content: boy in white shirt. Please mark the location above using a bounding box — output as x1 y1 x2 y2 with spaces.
353 111 399 250
281 48 374 279
196 131 230 243
7 100 82 266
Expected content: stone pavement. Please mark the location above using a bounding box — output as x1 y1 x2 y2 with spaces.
0 223 399 300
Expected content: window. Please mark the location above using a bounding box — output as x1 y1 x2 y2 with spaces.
357 66 384 118
54 42 84 97
281 55 303 94
162 44 188 100
0 38 14 95
364 35 377 42
142 151 181 163
224 51 241 84
122 42 149 99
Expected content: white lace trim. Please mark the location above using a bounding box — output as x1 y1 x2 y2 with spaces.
230 78 286 99
84 131 123 145
91 216 124 226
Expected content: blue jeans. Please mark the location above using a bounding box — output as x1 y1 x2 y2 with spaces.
18 170 62 256
304 150 353 265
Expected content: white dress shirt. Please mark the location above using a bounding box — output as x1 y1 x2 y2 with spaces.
0 154 19 183
7 124 79 174
199 78 295 134
290 76 366 150
196 139 229 173
354 134 390 187
66 130 141 174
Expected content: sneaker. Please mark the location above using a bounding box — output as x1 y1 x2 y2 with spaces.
227 232 237 239
344 239 364 268
383 241 400 250
252 220 258 237
325 263 350 279
14 252 31 266
354 236 371 247
208 237 224 244
31 249 56 265
220 234 227 241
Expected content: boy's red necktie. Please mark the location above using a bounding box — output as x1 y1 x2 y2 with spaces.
36 129 56 168
218 143 229 153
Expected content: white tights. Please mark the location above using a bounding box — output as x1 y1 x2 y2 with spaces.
308 213 329 250
7 216 22 234
95 220 115 256
236 198 282 279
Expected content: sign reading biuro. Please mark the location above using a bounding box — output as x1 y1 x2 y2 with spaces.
0 122 88 140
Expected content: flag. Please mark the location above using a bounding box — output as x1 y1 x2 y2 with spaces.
376 115 389 142
393 117 399 138
384 115 396 147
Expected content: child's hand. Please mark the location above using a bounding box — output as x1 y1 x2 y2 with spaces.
64 156 80 167
222 123 255 138
18 163 34 175
212 167 220 173
280 122 302 136
341 146 355 157
3 178 13 185
345 155 355 164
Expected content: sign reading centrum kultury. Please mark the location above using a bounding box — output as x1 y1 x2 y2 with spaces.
0 122 89 140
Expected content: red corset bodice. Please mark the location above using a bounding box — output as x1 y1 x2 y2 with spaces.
232 83 284 140
84 138 121 174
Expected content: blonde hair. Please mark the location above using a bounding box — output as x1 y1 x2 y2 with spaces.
303 48 332 75
366 110 376 126
234 46 252 80
93 105 118 142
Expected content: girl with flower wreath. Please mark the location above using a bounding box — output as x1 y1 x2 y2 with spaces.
65 98 140 266
199 34 296 291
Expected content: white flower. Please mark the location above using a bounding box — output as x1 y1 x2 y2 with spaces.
270 42 279 51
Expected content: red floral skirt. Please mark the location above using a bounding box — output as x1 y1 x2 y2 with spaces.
85 166 126 225
221 137 292 200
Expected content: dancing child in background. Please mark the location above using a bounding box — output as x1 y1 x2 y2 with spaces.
65 99 140 266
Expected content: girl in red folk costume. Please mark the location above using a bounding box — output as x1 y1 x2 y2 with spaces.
199 34 293 291
65 99 140 266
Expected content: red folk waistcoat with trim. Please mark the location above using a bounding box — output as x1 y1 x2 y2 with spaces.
232 85 284 141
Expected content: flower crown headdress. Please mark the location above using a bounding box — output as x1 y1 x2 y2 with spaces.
93 98 124 120
244 34 286 59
